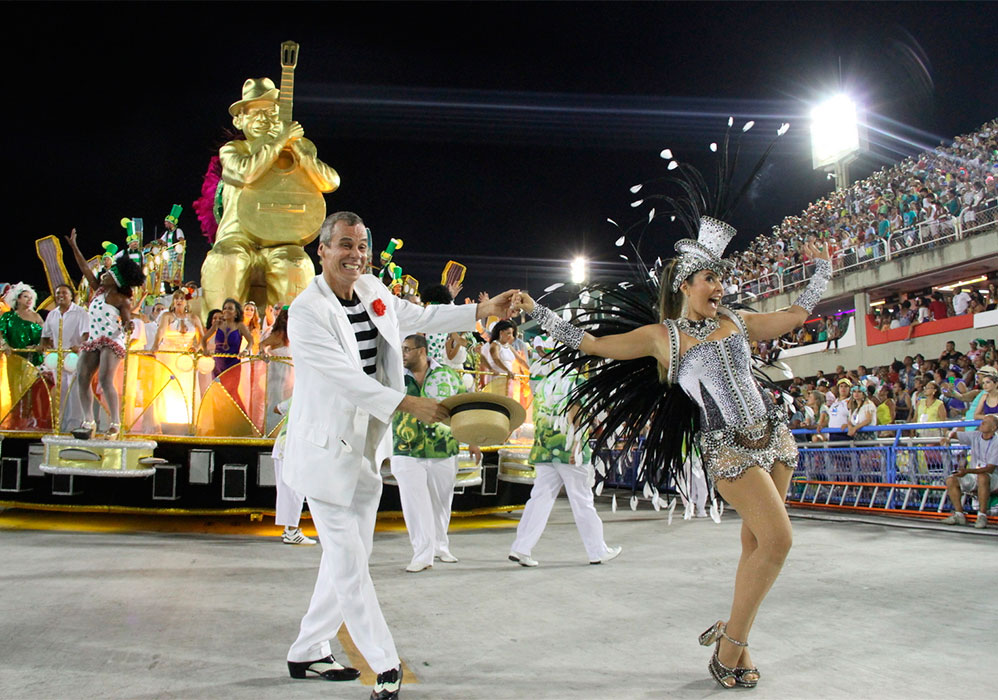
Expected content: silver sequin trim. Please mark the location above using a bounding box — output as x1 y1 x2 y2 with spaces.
792 258 832 314
530 304 584 349
699 407 798 482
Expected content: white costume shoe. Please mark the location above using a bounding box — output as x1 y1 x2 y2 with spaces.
405 559 432 573
590 545 622 565
508 551 539 567
282 528 316 545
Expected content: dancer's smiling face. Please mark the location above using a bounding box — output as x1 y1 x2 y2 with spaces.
680 269 724 320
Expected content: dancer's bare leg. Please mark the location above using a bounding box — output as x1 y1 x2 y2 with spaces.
76 350 100 425
97 347 123 427
712 462 794 677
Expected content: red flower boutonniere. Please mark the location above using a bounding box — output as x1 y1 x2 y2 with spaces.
371 299 387 317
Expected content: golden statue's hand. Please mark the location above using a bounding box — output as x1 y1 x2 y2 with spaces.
275 120 304 146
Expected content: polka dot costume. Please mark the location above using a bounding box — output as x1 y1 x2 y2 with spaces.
80 290 126 358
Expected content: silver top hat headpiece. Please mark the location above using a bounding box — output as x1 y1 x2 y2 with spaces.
671 216 736 291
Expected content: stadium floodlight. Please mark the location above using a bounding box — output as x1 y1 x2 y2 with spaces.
570 256 588 284
811 94 860 172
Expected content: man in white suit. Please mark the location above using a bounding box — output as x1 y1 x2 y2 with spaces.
283 211 516 700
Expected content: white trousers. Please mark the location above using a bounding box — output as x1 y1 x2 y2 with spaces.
272 457 306 528
511 461 607 561
287 470 399 674
56 370 82 432
391 455 457 566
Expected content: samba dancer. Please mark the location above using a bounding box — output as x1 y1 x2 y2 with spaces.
64 228 146 438
514 227 831 688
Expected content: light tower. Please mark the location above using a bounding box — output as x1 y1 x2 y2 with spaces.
810 95 861 191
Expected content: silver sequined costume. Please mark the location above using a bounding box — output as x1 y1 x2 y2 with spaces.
665 307 797 481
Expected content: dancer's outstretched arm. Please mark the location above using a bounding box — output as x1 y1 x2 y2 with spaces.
512 292 672 367
740 242 833 342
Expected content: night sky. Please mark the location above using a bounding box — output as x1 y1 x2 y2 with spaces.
8 1 996 303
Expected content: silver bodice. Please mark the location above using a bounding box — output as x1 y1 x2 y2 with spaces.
667 308 772 432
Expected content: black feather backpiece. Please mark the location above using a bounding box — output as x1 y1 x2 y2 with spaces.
547 281 699 499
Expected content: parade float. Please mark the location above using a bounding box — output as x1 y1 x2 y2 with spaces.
0 42 538 516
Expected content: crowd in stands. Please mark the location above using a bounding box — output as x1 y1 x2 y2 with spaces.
757 274 998 359
726 119 998 300
782 337 998 439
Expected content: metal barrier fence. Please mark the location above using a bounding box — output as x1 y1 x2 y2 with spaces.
790 420 988 518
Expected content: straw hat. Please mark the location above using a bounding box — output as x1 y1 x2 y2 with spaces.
441 392 526 446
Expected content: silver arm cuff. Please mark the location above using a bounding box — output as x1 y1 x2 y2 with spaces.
792 258 832 314
530 304 584 350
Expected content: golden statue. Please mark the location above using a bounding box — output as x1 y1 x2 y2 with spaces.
201 42 339 313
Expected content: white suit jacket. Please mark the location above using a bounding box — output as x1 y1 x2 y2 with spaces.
283 274 478 506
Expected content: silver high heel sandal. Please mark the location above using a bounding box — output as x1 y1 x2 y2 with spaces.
699 620 759 689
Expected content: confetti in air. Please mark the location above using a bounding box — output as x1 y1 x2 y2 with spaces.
660 148 673 159
778 122 790 136
630 199 644 208
667 498 677 526
612 494 617 512
728 116 734 127
607 218 619 227
615 236 626 247
742 120 755 132
648 208 655 222
544 282 564 292
667 161 679 171
629 495 639 512
619 254 628 261
630 184 643 193
710 142 717 152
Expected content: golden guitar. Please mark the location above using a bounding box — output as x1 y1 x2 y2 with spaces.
238 41 327 246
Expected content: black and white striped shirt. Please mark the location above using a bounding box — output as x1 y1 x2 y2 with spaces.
337 294 379 375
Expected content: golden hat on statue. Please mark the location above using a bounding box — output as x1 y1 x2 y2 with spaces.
229 77 280 116
441 392 526 446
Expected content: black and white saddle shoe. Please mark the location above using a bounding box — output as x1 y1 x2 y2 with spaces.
370 665 402 699
287 655 361 681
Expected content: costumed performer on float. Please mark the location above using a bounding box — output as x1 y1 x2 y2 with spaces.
391 333 482 573
508 364 622 567
509 119 832 689
200 77 339 313
64 228 146 438
282 211 518 700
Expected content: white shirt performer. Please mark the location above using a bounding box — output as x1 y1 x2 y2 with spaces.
391 338 481 573
282 211 516 700
508 367 621 566
40 283 89 432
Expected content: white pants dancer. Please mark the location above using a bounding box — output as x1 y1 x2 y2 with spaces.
391 455 457 566
273 457 306 528
511 461 607 561
287 469 400 674
677 457 708 517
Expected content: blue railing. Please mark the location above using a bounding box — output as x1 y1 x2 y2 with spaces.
792 420 978 483
789 420 987 516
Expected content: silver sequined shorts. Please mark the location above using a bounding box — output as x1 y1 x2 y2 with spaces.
699 410 798 482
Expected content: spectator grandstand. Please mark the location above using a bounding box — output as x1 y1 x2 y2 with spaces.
727 118 997 305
